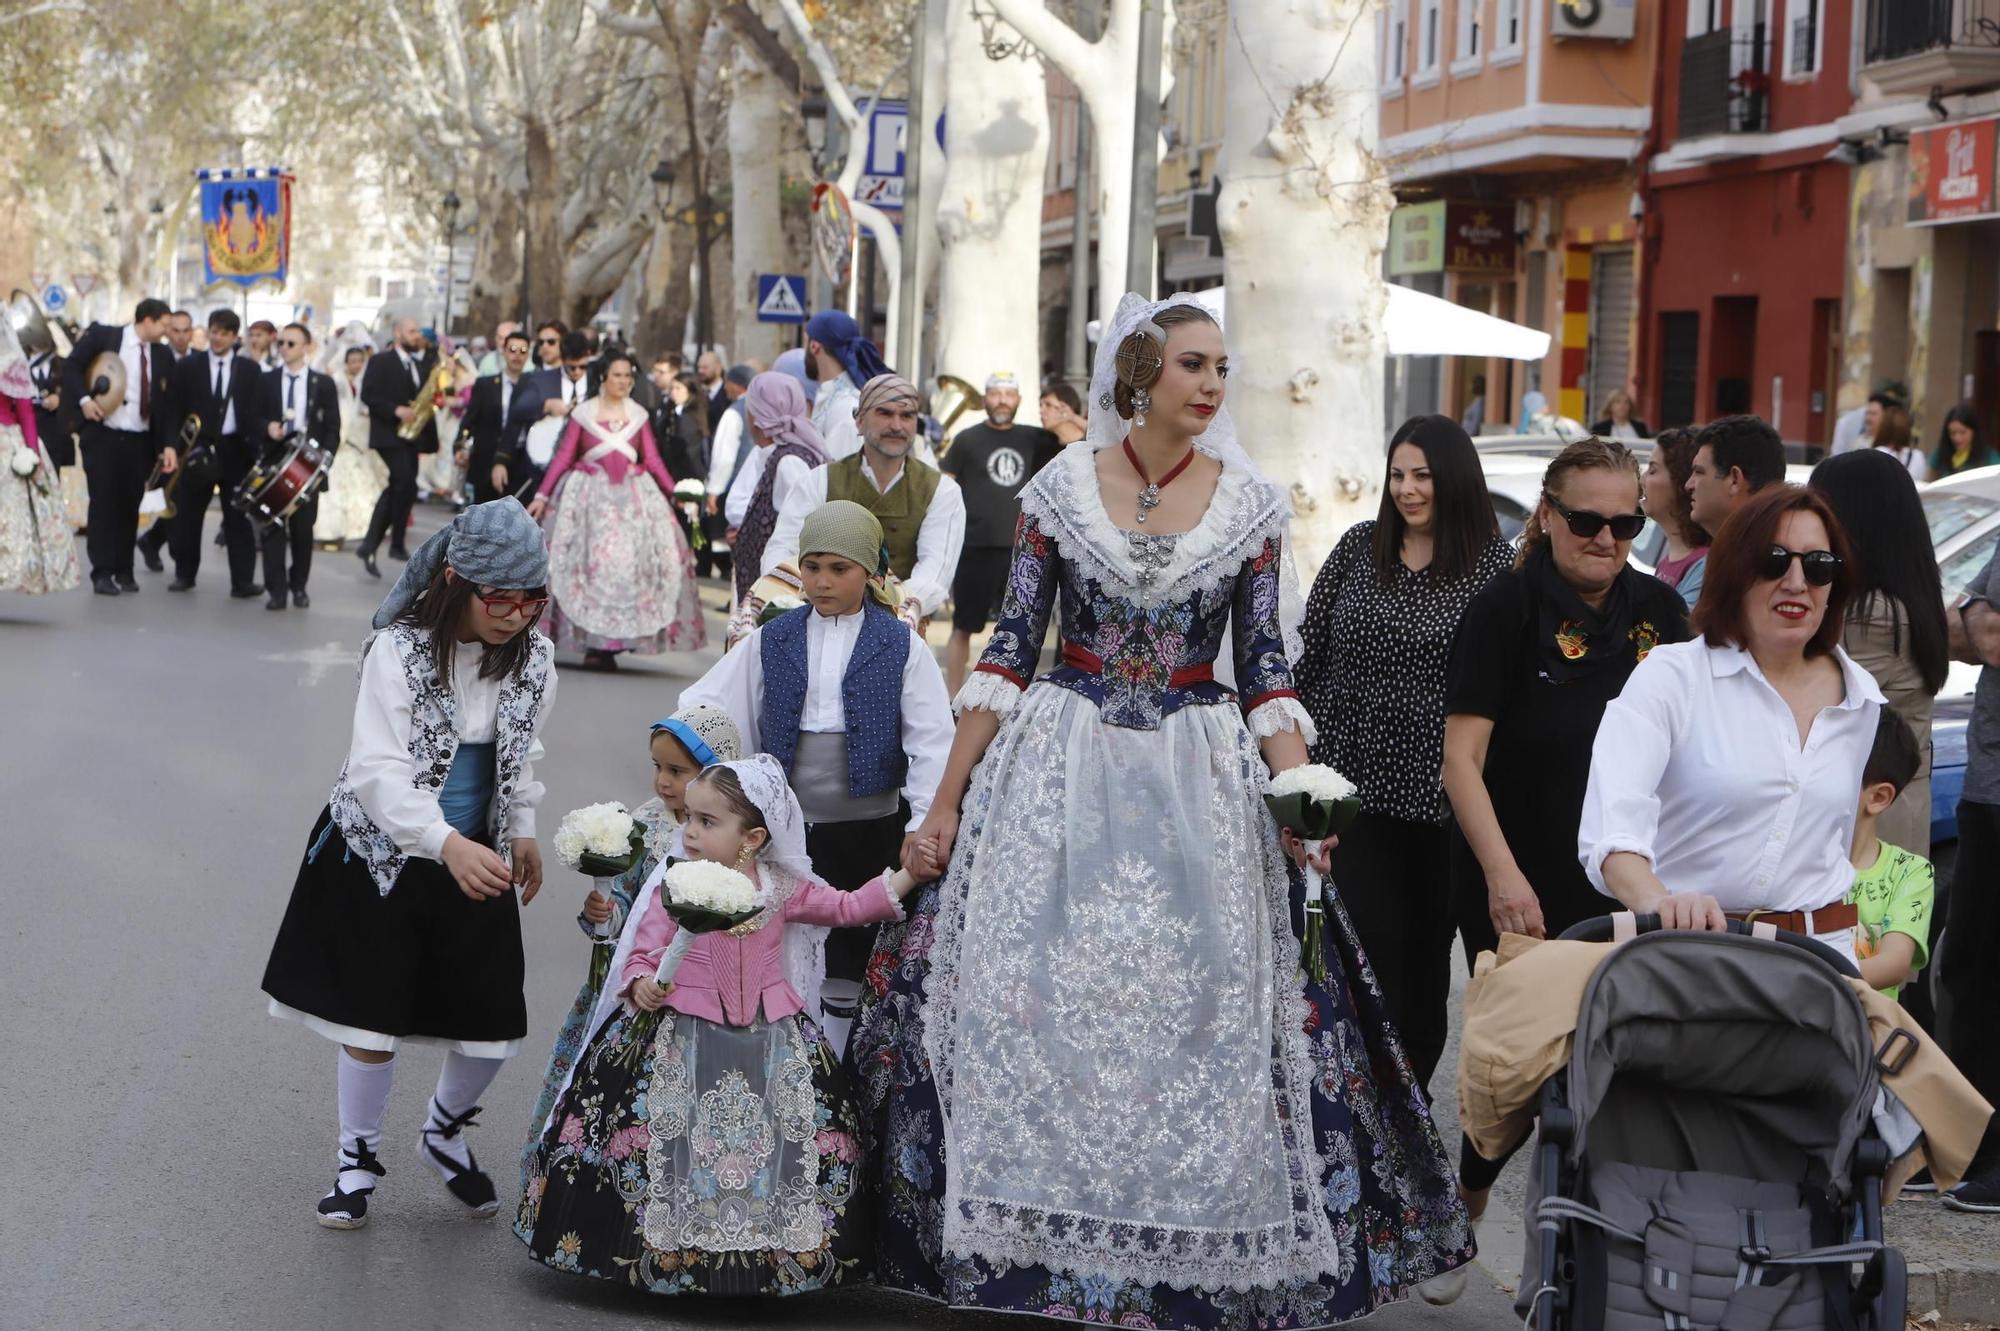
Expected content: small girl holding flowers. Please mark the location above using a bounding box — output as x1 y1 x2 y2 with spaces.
516 753 918 1296
520 704 743 1190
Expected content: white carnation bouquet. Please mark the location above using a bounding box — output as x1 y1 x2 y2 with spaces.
553 801 648 947
9 439 39 478
650 860 768 989
1265 764 1360 984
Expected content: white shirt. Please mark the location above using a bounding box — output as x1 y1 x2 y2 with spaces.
1606 420 1641 441
1881 444 1928 482
707 405 745 493
1830 406 1869 456
281 367 309 435
499 371 518 425
1579 637 1884 930
676 608 953 830
723 442 814 529
346 637 555 862
813 376 862 461
761 461 966 615
106 325 149 433
207 351 241 435
560 369 586 407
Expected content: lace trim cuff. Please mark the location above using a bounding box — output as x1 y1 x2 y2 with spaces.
955 668 1024 717
1245 694 1318 746
879 875 908 922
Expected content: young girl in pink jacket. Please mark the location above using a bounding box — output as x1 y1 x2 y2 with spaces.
516 753 917 1295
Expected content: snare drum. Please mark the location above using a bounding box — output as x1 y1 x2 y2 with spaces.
234 436 332 527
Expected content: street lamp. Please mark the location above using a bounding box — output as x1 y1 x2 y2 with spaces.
801 93 830 176
440 190 462 339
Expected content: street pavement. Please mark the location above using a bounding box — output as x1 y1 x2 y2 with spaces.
0 507 1520 1330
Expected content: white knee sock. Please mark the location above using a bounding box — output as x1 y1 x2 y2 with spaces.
335 1049 396 1192
820 978 863 1059
425 1052 506 1170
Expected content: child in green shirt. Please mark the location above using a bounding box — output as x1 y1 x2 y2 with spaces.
1847 710 1934 1000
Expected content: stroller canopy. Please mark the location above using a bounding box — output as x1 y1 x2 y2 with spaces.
1569 932 1878 1192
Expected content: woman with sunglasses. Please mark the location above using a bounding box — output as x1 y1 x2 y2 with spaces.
1296 413 1511 1095
1442 437 1689 1219
262 498 559 1232
1579 485 1882 959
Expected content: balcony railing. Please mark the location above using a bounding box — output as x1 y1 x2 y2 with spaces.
1866 0 2000 65
1679 27 1768 139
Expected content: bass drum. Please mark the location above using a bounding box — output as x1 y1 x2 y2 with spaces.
235 437 332 526
525 415 565 468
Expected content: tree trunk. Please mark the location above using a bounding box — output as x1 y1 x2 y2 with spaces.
727 46 789 366
523 115 564 327
466 167 524 334
932 0 1050 430
1218 0 1388 575
634 211 694 358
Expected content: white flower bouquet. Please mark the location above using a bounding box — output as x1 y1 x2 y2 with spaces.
1264 764 1359 984
554 801 649 949
9 441 39 477
651 860 768 989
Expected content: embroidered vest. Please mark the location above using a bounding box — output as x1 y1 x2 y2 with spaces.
733 440 821 602
327 623 555 896
825 453 940 579
759 602 910 799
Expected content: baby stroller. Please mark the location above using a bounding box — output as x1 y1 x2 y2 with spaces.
1518 915 1909 1331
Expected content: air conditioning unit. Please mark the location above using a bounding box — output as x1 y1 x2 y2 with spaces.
1552 0 1637 40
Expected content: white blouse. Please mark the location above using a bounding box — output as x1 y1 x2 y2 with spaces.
345 637 555 861
1579 637 1883 918
676 608 953 830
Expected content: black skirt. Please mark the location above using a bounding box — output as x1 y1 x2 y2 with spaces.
262 807 526 1045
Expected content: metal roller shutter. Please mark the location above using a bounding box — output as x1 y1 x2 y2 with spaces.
1588 247 1636 425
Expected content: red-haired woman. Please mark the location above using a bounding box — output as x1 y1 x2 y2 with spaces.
1579 486 1884 958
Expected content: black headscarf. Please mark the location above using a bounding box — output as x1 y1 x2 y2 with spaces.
1524 539 1656 684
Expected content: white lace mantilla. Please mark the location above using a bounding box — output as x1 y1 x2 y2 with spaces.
923 686 1337 1292
1020 442 1289 618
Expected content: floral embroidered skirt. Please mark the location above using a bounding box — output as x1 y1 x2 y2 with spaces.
852 737 1475 1331
516 1005 870 1296
542 468 705 656
0 428 82 595
312 442 388 544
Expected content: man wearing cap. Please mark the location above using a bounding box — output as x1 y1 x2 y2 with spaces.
940 372 1062 692
762 372 965 626
804 310 892 462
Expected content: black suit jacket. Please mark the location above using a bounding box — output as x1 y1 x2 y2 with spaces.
461 373 524 463
61 323 174 448
501 365 591 466
360 346 440 454
249 365 341 459
27 351 70 464
706 384 728 432
169 349 264 445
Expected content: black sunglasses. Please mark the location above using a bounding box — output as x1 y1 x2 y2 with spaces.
1544 492 1646 542
538 335 560 344
1760 545 1842 587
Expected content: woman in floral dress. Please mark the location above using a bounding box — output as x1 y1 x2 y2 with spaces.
0 311 81 596
529 351 705 669
857 294 1474 1331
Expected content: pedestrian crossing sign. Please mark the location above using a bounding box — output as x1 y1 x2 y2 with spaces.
756 274 808 324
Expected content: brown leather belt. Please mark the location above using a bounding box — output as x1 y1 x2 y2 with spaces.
1060 640 1214 689
1726 902 1858 935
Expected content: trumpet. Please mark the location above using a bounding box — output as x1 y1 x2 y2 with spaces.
143 415 203 521
397 349 478 441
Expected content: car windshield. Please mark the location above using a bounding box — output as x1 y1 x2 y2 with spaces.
1923 491 2000 547
1941 529 2000 605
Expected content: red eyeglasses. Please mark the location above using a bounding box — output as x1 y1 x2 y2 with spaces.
476 592 548 619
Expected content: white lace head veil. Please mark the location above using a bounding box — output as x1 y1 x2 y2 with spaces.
714 754 830 1017
1087 290 1306 660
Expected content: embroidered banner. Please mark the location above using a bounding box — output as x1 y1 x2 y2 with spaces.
198 166 294 288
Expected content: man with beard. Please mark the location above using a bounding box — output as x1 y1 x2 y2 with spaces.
762 371 963 627
354 316 439 577
939 372 1061 692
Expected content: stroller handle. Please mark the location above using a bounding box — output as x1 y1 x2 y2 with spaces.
1558 913 1861 978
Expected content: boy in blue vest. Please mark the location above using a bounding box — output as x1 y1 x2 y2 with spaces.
677 499 954 1050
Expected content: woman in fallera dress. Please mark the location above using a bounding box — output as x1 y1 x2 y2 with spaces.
852 293 1474 1331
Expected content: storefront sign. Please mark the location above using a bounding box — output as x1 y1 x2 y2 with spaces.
1444 203 1517 274
1909 118 2000 227
1388 201 1446 276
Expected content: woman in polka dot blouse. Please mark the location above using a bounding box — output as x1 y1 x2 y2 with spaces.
1294 414 1511 1096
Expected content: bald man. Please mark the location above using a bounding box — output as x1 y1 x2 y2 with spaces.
355 316 439 578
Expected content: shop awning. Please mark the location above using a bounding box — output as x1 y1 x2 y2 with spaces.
1113 285 1551 361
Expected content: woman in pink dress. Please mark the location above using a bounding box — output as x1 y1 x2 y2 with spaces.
529 351 706 668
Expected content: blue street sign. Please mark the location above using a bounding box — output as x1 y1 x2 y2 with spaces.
41 285 66 312
857 99 908 211
755 274 809 324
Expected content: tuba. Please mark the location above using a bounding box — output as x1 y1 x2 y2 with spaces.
6 290 72 359
931 374 980 440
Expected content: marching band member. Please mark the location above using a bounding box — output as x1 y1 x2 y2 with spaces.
63 297 176 596
151 310 263 595
355 317 439 579
250 322 340 609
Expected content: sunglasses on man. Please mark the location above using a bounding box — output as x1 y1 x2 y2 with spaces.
1544 492 1647 542
1759 546 1842 587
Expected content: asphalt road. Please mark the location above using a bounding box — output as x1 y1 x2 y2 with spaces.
0 509 1523 1330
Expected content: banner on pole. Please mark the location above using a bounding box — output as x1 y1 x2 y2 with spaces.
198 167 295 289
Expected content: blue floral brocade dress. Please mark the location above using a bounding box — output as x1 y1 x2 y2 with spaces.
850 445 1473 1330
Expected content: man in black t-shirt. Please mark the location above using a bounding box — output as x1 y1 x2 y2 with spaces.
939 372 1063 692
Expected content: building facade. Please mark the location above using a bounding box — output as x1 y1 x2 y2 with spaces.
1377 0 1656 433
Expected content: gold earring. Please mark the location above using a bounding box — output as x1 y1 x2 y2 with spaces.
735 843 753 869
